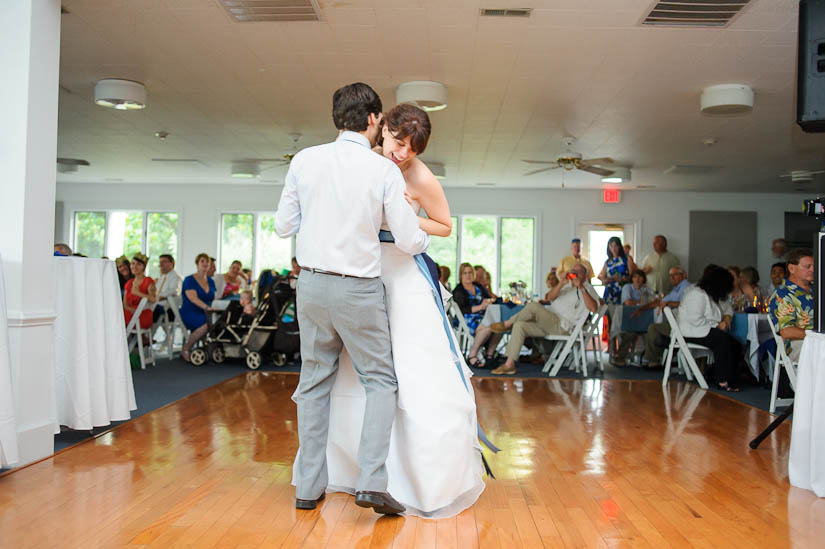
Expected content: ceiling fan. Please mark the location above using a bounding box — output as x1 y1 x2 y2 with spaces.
780 170 825 183
522 136 616 177
56 157 90 173
231 133 303 178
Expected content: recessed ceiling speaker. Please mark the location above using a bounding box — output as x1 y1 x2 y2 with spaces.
94 79 146 110
797 0 825 132
396 81 447 112
700 84 754 115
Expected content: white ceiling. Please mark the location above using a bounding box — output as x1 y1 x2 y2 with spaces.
56 0 825 192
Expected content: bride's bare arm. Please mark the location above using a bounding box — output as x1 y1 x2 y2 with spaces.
407 159 452 237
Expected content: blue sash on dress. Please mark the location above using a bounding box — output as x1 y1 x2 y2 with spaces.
379 230 500 458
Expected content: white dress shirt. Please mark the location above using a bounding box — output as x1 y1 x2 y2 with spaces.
155 269 181 301
274 131 429 278
549 282 601 333
677 285 734 338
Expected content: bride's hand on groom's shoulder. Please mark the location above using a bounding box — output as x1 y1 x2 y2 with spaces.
403 191 414 206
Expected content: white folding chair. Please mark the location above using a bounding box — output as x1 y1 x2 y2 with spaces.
767 315 797 413
126 297 155 369
542 313 590 376
661 307 710 390
581 304 608 373
165 295 190 359
446 300 472 356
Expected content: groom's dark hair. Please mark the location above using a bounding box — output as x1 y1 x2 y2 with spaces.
332 82 382 132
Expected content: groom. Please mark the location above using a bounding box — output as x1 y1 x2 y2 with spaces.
274 83 429 514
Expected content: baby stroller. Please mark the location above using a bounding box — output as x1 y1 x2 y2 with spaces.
191 274 300 369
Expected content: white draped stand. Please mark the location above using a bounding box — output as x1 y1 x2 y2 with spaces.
52 257 136 431
0 254 20 466
789 330 825 497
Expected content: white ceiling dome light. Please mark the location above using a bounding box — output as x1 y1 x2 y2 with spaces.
396 81 447 112
94 79 146 110
601 166 631 184
700 84 753 115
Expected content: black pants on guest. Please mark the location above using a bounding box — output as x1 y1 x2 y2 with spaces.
684 327 742 385
152 306 175 323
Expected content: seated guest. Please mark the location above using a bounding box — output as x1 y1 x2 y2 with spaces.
739 266 763 309
473 265 498 300
239 289 256 320
439 265 452 291
215 259 248 298
452 262 492 337
769 249 814 361
123 253 157 330
207 256 217 278
727 265 747 312
489 263 600 375
116 255 134 296
678 265 741 391
621 269 655 306
558 238 595 280
242 268 253 284
597 236 630 305
289 256 301 289
636 267 691 367
612 269 656 365
543 270 560 301
180 253 217 362
152 254 182 323
53 243 72 256
764 262 787 298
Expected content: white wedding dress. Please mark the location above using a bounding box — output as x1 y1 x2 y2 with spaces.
292 200 486 519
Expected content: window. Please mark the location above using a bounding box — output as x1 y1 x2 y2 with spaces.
428 215 536 294
71 210 180 278
500 218 535 293
427 216 458 287
461 216 498 290
218 212 294 278
72 211 106 258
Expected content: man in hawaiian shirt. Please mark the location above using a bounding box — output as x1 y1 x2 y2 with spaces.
770 248 814 361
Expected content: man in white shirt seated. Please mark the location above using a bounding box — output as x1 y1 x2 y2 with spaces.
152 254 182 323
489 264 600 375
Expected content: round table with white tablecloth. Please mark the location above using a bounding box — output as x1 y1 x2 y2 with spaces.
52 257 137 432
789 330 825 498
0 254 20 467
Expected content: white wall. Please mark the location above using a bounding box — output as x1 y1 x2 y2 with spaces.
56 182 803 285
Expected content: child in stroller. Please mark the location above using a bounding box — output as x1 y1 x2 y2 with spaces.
187 274 300 369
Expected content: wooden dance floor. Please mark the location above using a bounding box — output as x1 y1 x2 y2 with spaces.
1 373 823 547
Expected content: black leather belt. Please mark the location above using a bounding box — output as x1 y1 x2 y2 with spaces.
304 267 373 279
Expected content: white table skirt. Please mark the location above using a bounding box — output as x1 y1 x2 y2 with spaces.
789 330 825 497
0 254 20 466
52 257 136 432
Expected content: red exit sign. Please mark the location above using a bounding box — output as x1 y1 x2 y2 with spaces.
603 189 621 203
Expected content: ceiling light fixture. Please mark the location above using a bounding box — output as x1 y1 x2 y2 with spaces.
700 84 753 115
155 131 169 140
94 79 146 110
396 81 447 112
601 167 631 184
231 162 260 179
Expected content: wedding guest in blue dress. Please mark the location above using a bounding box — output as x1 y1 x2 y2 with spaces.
598 236 630 304
179 252 216 362
452 262 492 335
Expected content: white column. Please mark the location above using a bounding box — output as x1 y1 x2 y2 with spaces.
0 0 62 465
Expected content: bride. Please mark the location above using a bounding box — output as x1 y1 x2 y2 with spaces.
293 103 488 519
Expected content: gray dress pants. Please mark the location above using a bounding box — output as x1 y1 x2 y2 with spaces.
293 269 397 500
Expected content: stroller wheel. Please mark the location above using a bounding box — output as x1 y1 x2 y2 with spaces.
211 346 226 364
273 352 287 367
246 351 262 370
190 348 207 366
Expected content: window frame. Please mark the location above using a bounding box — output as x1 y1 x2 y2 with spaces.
218 211 296 277
433 214 538 295
70 208 183 262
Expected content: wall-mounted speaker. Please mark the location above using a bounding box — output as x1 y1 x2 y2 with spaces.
797 0 825 133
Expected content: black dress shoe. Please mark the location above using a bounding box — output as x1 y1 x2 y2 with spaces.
295 492 325 510
355 491 405 515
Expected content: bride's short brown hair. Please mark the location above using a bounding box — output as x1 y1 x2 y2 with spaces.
384 103 431 154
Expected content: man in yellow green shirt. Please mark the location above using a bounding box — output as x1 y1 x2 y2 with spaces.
558 238 594 281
